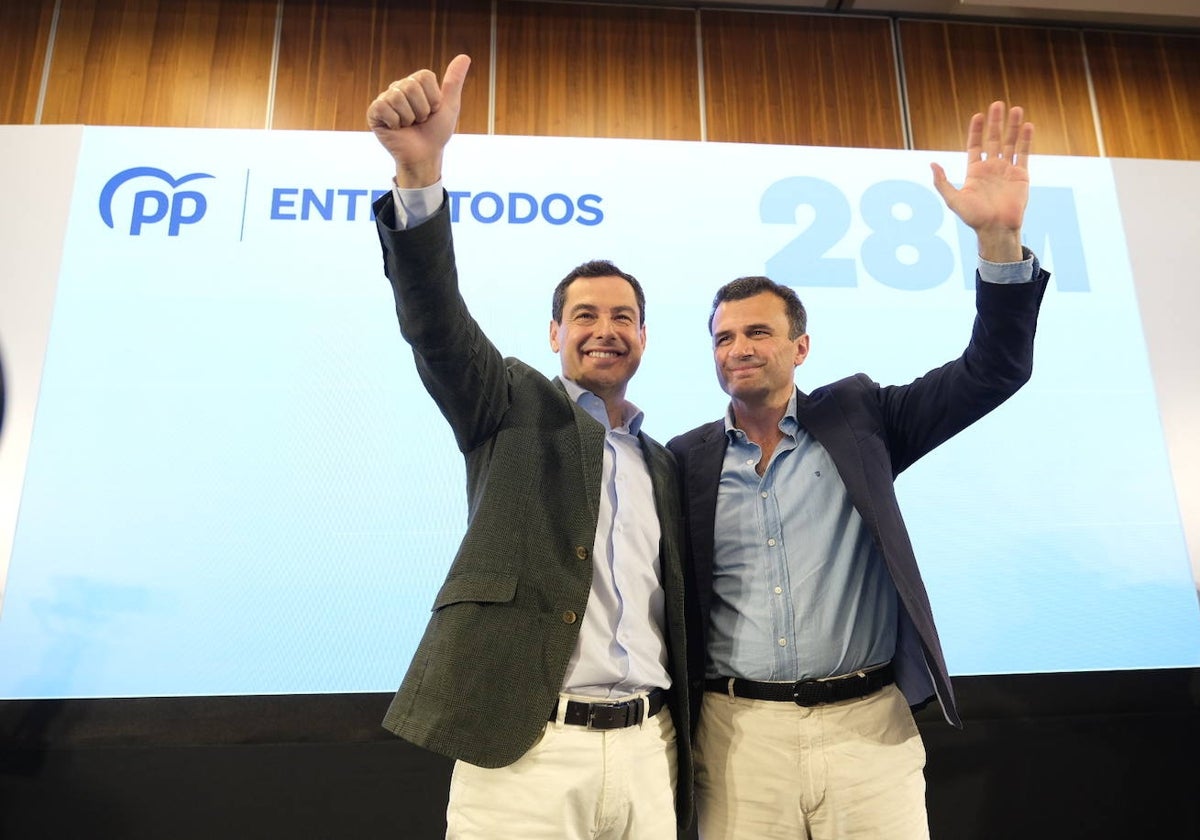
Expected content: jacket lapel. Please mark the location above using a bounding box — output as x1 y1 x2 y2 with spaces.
793 387 878 535
554 378 606 525
683 420 727 612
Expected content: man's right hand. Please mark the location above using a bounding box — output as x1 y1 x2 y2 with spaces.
367 54 471 189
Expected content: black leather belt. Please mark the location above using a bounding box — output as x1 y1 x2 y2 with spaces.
705 663 894 707
550 688 668 730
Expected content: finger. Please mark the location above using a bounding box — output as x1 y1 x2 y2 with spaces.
1014 121 1034 171
367 88 414 129
408 68 442 117
366 95 398 131
393 73 435 123
381 87 417 127
1001 105 1024 160
930 162 955 204
983 100 1004 160
439 54 472 113
964 112 985 165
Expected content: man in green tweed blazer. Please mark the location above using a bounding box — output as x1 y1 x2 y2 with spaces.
367 55 691 839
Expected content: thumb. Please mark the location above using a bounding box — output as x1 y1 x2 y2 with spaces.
929 162 955 204
440 54 471 112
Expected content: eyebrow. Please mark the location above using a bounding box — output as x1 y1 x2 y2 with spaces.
715 322 775 338
569 303 637 316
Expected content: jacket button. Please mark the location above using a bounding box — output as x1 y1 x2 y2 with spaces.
562 611 577 624
575 546 589 560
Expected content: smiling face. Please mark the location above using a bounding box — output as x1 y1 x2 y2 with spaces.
711 291 809 408
549 275 647 402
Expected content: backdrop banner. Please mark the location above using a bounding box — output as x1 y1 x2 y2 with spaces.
0 126 1195 698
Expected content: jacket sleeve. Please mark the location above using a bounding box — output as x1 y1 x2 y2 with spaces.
374 191 510 453
875 261 1050 475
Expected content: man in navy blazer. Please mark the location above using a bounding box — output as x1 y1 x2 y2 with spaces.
667 102 1049 839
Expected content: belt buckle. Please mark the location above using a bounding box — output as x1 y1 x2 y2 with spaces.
791 678 832 707
793 669 871 707
587 696 643 729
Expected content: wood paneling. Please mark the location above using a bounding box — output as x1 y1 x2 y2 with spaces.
1086 30 1200 161
495 1 700 140
0 0 57 124
8 0 1200 160
41 0 278 128
901 21 1099 157
702 11 903 149
273 0 491 133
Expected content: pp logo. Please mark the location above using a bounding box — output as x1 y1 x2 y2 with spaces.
99 167 215 236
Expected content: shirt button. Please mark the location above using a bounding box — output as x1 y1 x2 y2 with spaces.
767 538 777 547
774 586 783 595
563 611 577 624
760 491 768 499
778 638 787 647
746 459 754 466
575 546 589 560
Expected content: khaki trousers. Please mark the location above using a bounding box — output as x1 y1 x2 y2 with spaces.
445 694 678 840
695 683 929 840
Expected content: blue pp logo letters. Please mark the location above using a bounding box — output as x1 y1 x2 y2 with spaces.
100 167 215 236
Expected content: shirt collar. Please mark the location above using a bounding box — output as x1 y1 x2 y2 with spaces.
560 377 644 434
724 388 799 440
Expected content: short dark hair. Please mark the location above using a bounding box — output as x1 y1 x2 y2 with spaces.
708 276 807 339
552 260 646 326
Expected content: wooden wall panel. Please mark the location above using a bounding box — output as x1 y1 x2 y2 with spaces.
494 1 701 140
0 0 57 124
1086 31 1200 161
41 0 278 128
901 21 1099 157
702 11 903 149
273 0 491 133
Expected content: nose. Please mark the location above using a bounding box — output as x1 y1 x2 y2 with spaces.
729 333 754 358
593 315 616 338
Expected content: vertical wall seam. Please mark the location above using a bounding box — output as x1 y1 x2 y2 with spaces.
891 17 913 150
1080 30 1106 157
265 0 285 129
488 0 497 135
33 0 63 125
695 9 707 142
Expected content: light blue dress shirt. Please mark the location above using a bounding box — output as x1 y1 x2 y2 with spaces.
558 379 670 698
711 391 899 681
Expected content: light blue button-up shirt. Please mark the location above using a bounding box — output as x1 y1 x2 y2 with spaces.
711 390 898 681
558 378 670 698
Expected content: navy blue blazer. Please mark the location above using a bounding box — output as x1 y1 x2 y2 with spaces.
668 266 1049 728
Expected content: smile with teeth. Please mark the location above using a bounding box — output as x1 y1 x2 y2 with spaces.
586 350 621 358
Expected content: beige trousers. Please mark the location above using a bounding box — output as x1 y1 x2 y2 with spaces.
695 683 929 840
445 694 678 840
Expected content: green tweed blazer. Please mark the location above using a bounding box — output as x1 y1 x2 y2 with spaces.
372 194 692 823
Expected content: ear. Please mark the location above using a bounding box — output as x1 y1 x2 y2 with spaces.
549 320 562 353
638 324 647 349
793 334 811 367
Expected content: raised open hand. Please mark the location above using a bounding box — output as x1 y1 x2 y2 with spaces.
367 54 471 188
931 102 1034 263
